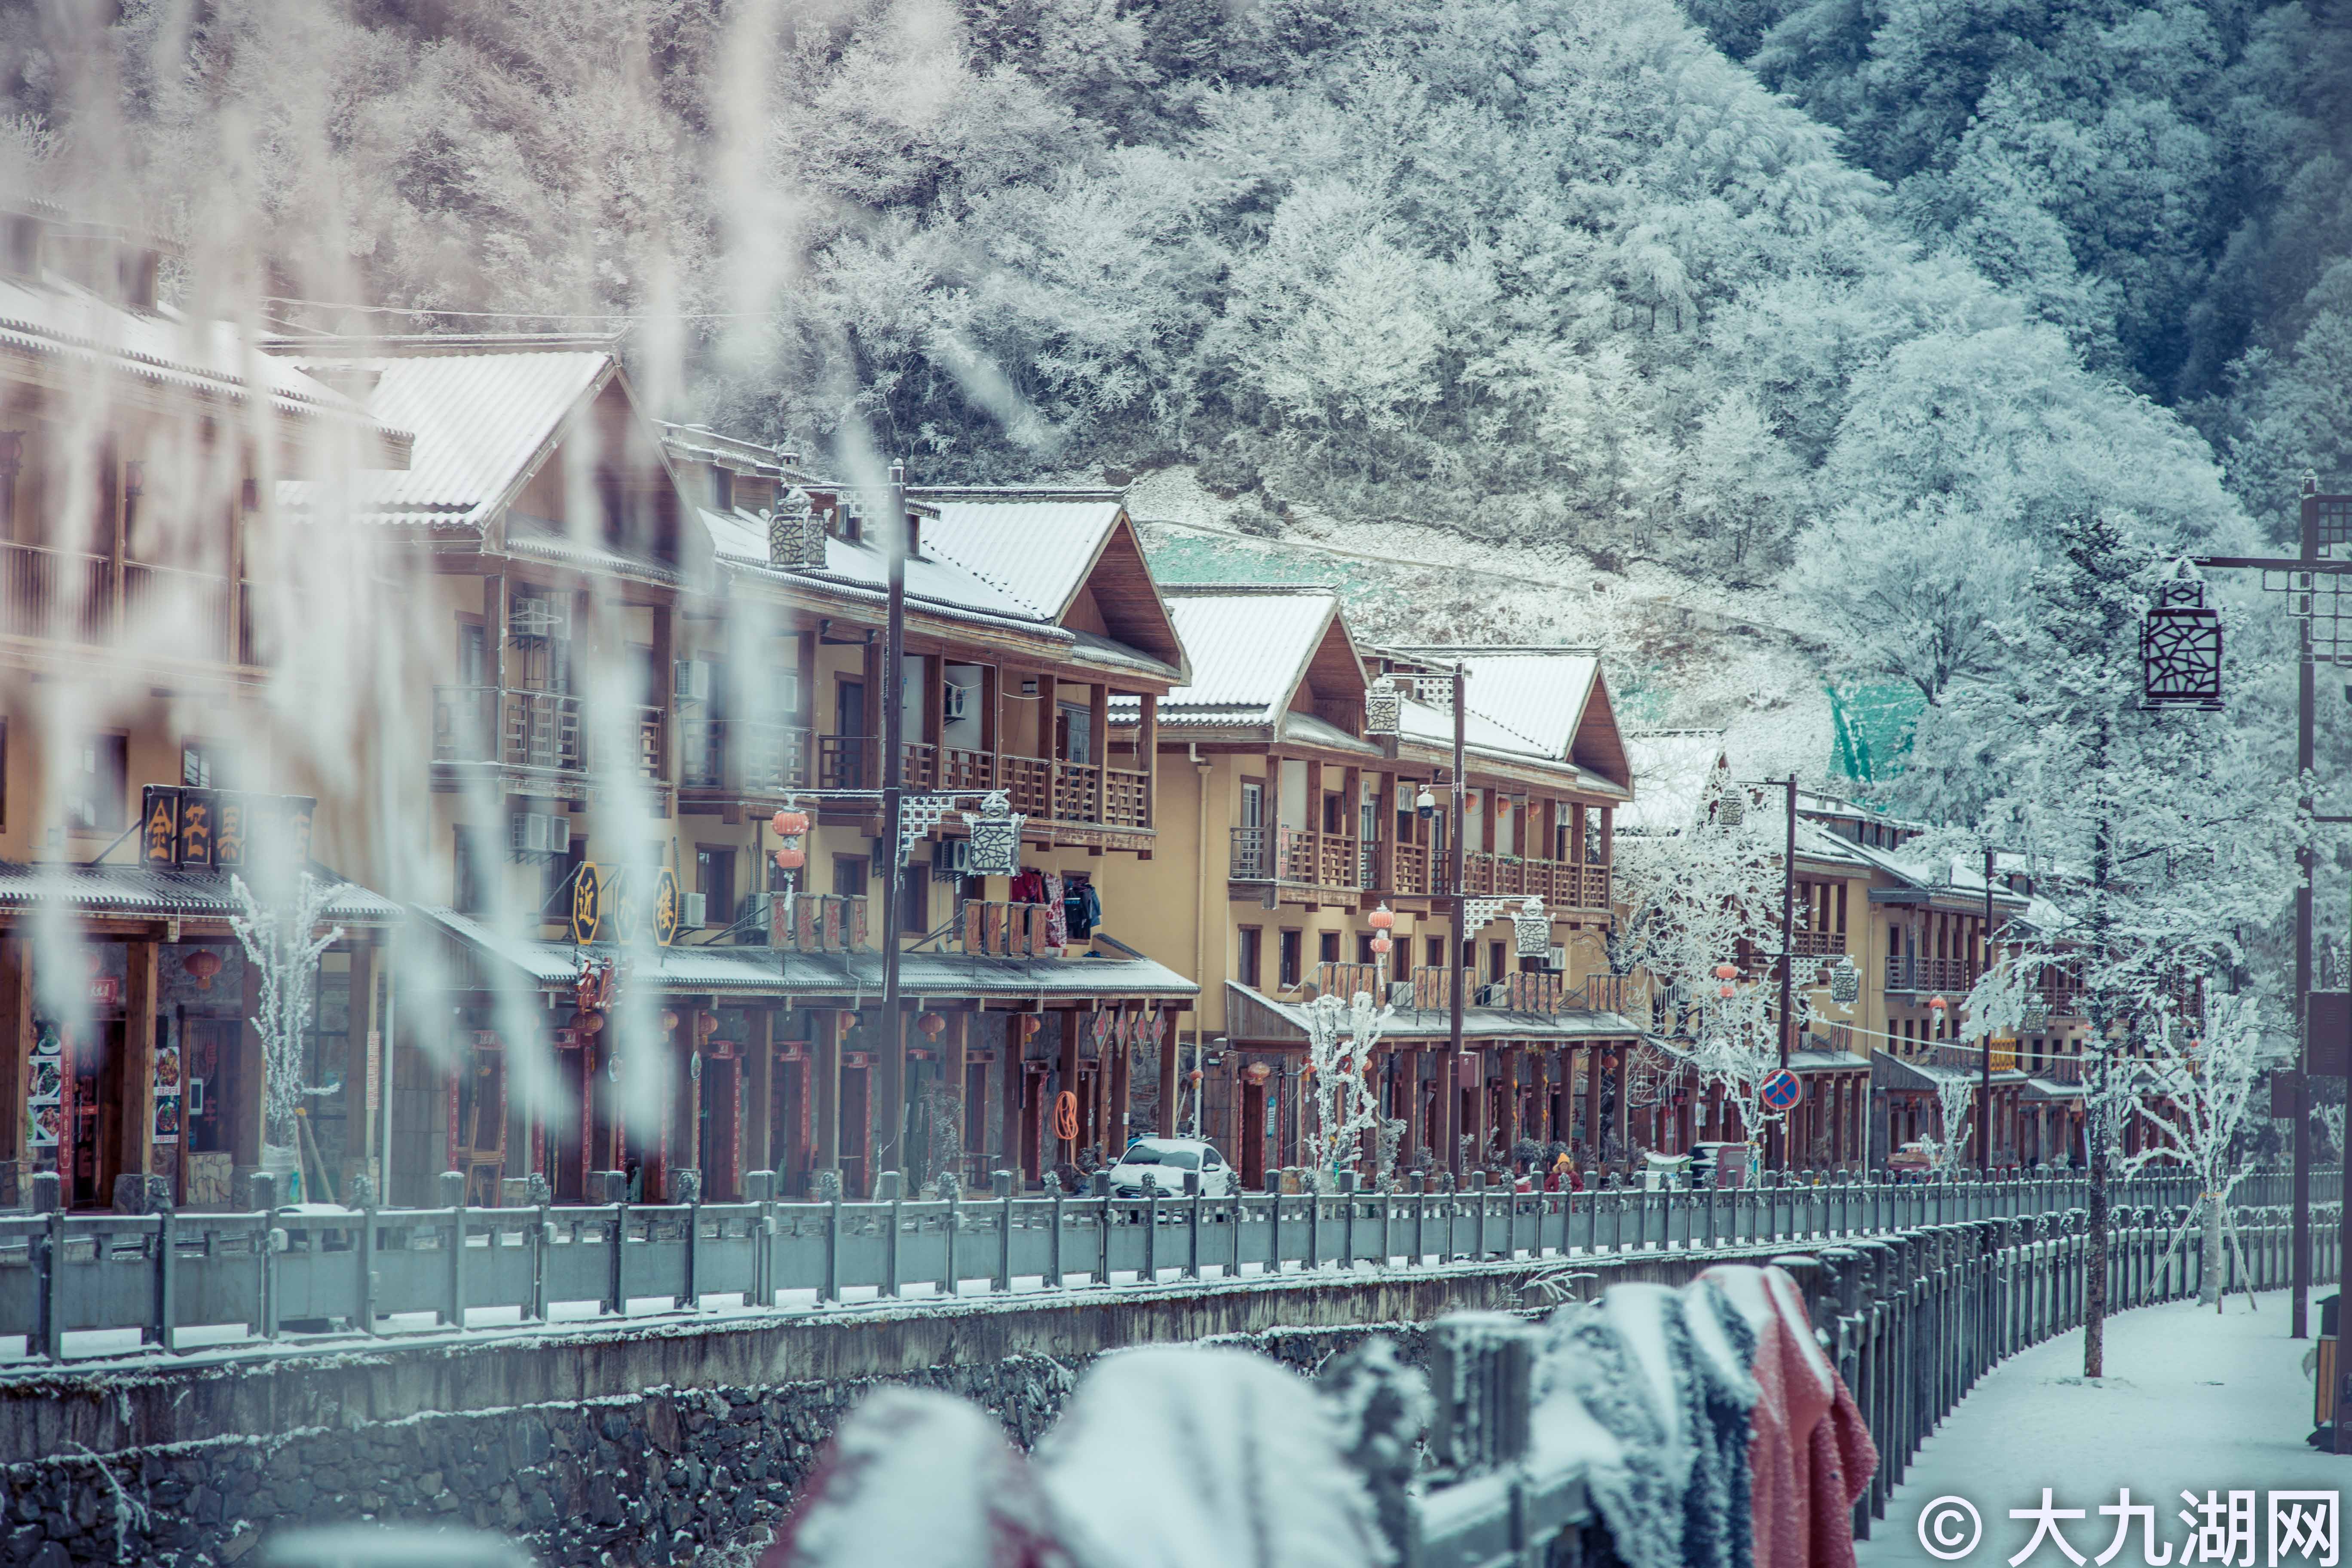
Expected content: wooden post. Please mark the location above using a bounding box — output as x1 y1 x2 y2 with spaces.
1088 682 1109 824
1001 1011 1027 1185
813 1008 840 1180
117 939 158 1201
0 937 27 1200
943 1010 969 1182
1108 1005 1131 1158
1139 692 1158 831
1057 1011 1081 1167
1583 1045 1601 1157
1612 1045 1632 1164
231 942 266 1178
340 942 379 1189
742 1006 774 1179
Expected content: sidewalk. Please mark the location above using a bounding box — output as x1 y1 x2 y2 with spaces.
1858 1290 2346 1568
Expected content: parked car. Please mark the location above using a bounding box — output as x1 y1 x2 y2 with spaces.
1888 1140 1937 1181
1689 1141 1754 1189
1108 1137 1236 1197
1640 1151 1692 1191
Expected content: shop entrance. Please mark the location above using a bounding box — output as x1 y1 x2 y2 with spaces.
63 1022 125 1210
699 1048 741 1200
1238 1078 1266 1190
771 1047 810 1195
839 1057 870 1200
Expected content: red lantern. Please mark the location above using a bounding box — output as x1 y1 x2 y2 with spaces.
1713 963 1737 981
1718 983 1736 999
1929 995 1948 1011
772 810 810 836
1188 1068 1204 1083
1371 935 1393 956
918 1012 947 1038
1369 905 1395 931
182 949 223 991
1244 1061 1271 1085
575 1011 605 1037
838 1010 860 1033
659 1010 680 1033
774 845 805 871
1018 1015 1042 1040
697 1011 721 1040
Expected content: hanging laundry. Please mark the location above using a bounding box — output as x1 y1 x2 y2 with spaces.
1010 868 1047 908
1043 871 1069 947
1531 1295 1681 1568
1700 1265 1878 1568
1679 1277 1763 1568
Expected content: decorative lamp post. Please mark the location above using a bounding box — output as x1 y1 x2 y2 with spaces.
1829 954 1860 1005
962 791 1025 877
1513 896 1550 959
1415 787 1437 821
2141 572 2223 710
1715 780 1746 827
1364 677 1401 737
2023 992 2050 1031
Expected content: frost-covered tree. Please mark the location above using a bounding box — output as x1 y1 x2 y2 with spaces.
1302 990 1390 1191
228 872 345 1176
2122 993 2269 1310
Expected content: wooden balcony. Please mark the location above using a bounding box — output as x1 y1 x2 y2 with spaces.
0 542 111 644
1885 955 1979 994
815 737 1150 833
955 899 1059 958
1229 827 1362 897
1430 851 1611 910
431 687 664 786
680 720 811 796
1398 966 1637 1017
1791 928 1847 957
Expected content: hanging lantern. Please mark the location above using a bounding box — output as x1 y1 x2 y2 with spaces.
1718 983 1736 999
1829 955 1861 1005
1415 787 1437 821
2141 574 2222 710
1018 1015 1042 1040
1369 905 1395 931
569 1009 604 1037
838 1010 860 1034
660 1010 680 1033
772 809 811 837
1371 934 1393 956
1714 780 1745 827
182 949 223 991
962 792 1024 878
774 844 805 871
1513 896 1551 958
1244 1061 1272 1085
1364 677 1402 737
918 1012 947 1038
1928 995 1948 1012
1713 962 1738 981
1188 1068 1204 1083
696 1011 721 1040
2023 992 2050 1030
1464 790 1482 814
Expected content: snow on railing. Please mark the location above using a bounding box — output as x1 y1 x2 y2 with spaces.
0 1164 2309 1369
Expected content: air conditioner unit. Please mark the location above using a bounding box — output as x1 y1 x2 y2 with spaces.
1388 980 1416 1009
509 810 570 859
674 658 712 703
1476 982 1510 1008
942 683 972 723
739 892 774 943
680 891 707 928
508 596 568 640
933 838 973 881
1546 944 1567 973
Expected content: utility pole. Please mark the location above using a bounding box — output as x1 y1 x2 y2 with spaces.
1773 775 1795 1170
876 461 908 1191
1446 662 1467 1180
1982 845 1995 1176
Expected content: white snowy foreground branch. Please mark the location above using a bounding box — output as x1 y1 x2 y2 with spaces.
1304 991 1392 1189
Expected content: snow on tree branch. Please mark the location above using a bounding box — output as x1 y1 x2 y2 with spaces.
1303 990 1392 1191
229 872 344 1157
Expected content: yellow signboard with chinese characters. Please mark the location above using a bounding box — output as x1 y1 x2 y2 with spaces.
651 867 680 948
570 863 602 945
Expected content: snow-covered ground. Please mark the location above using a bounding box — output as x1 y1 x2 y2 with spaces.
1859 1291 2344 1568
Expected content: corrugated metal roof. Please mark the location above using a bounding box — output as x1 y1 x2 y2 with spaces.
1225 983 1636 1043
1161 588 1338 718
0 862 398 921
1388 650 1600 760
277 351 609 528
1397 695 1550 761
915 492 1126 618
0 277 399 439
421 906 1197 998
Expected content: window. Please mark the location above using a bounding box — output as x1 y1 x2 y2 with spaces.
457 621 487 688
1319 930 1340 966
696 845 736 929
1425 935 1445 971
1278 930 1302 989
1057 702 1093 765
65 735 127 833
1357 933 1376 965
1322 793 1344 834
453 826 489 916
900 873 928 935
712 467 734 511
181 739 236 789
1238 927 1262 990
833 856 868 900
1488 940 1506 982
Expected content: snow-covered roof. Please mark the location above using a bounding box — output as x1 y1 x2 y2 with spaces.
276 349 612 528
1160 586 1342 719
1226 982 1638 1043
1618 730 1726 836
0 861 399 922
1388 649 1599 755
911 489 1128 619
0 274 402 446
1850 837 2029 912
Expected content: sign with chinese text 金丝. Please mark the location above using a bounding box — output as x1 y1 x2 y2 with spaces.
141 786 315 873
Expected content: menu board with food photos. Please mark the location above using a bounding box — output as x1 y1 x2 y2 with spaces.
26 1020 61 1148
152 1040 182 1146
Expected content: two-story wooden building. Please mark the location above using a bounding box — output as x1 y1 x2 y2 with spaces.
1097 590 1644 1185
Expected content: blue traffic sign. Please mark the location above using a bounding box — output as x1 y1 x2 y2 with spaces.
1760 1068 1802 1112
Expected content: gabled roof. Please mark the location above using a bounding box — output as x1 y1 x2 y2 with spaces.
0 275 404 450
913 488 1187 670
1385 647 1630 790
1157 585 1347 718
1619 730 1727 836
275 349 612 529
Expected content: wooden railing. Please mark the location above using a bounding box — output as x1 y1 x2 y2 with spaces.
680 720 811 794
1792 928 1847 956
1308 960 1391 1001
1885 955 1978 993
1432 852 1611 909
813 740 1145 829
1231 826 1271 879
0 542 111 643
431 688 665 783
956 899 1059 958
122 561 234 660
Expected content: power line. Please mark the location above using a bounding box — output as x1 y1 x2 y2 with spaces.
262 294 769 324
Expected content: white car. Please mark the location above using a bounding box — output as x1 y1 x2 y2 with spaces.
1108 1136 1236 1197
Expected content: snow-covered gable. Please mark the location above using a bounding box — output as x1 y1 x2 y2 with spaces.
1387 647 1631 791
1138 585 1377 749
914 488 1188 672
1619 731 1728 837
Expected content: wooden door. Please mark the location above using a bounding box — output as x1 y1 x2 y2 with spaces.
1239 1081 1266 1190
701 1056 741 1200
839 1063 870 1198
772 1055 809 1196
